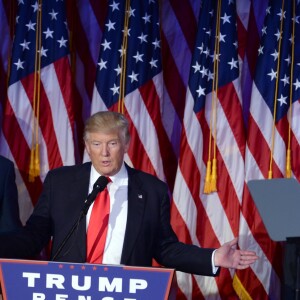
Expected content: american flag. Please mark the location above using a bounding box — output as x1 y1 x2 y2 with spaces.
0 0 77 223
90 0 178 190
235 1 300 299
0 0 14 128
171 0 244 298
1 0 298 299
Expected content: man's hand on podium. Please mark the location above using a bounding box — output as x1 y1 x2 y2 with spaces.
214 237 258 269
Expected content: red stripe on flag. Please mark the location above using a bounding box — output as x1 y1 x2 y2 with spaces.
243 3 262 77
65 2 98 101
21 75 63 170
2 101 43 205
247 114 283 178
161 31 187 122
178 124 218 247
139 81 178 191
191 275 205 300
218 83 246 156
54 58 85 160
236 264 269 299
170 198 194 245
168 0 198 52
89 0 108 30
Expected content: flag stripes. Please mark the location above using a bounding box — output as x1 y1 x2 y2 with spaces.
2 0 297 299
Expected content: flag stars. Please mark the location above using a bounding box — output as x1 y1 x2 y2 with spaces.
228 58 238 70
293 79 300 90
110 1 119 11
270 50 279 61
277 94 287 106
118 47 126 57
26 20 36 31
212 53 221 62
280 74 290 86
221 13 231 24
203 47 210 57
122 27 131 37
152 38 160 49
20 39 30 51
38 46 48 57
218 32 226 42
31 1 40 12
205 29 212 37
49 9 58 20
101 39 111 51
196 85 206 97
57 36 68 48
268 69 277 81
277 9 286 20
138 33 148 43
197 43 204 53
98 59 107 70
207 70 214 81
110 84 119 95
114 65 121 75
133 51 144 63
105 20 116 31
14 58 25 70
274 29 281 41
199 66 208 78
258 46 264 55
192 61 201 73
44 28 54 39
285 55 291 65
128 7 135 17
261 26 267 35
292 15 300 24
149 58 158 68
128 71 138 83
142 13 151 23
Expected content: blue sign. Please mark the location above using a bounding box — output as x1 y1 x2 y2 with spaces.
0 259 176 300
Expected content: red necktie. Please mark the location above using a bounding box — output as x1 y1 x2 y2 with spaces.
86 178 111 263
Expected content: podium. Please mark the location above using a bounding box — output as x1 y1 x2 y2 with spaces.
248 178 300 300
0 259 177 300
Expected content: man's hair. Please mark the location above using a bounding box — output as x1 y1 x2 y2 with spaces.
83 111 130 143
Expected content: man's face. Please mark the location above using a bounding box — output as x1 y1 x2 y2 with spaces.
85 130 129 176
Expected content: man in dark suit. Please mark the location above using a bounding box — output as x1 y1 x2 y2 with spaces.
0 155 22 233
0 111 257 276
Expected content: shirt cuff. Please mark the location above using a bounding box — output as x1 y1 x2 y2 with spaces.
211 249 219 274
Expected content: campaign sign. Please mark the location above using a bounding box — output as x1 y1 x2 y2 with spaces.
0 259 176 300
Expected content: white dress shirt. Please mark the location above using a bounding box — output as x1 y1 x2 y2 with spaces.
86 163 218 272
86 163 128 264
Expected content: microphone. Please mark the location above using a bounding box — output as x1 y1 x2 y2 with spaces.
51 176 109 261
81 176 109 215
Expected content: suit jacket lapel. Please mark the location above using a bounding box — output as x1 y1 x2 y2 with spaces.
120 166 146 264
71 162 91 262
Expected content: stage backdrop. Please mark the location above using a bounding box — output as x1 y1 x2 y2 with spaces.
1 0 300 299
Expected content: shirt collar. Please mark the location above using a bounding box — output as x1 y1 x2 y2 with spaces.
90 163 128 190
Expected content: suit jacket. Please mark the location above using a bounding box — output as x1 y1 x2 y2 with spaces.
0 162 217 276
0 155 22 232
